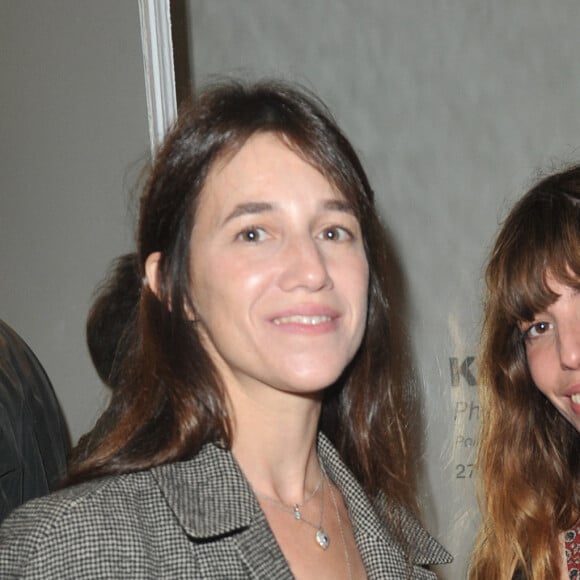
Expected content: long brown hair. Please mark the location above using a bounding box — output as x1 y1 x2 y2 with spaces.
470 165 580 579
68 79 415 520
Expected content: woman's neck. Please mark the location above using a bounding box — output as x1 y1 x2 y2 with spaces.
228 383 324 504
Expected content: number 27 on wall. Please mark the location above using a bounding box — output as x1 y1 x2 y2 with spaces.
455 463 474 478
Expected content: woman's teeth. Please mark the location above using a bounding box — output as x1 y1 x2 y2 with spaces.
273 315 332 325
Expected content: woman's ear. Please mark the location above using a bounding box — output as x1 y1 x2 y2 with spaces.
145 252 196 320
145 252 162 299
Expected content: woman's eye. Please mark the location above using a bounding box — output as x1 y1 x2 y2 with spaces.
319 226 352 241
523 321 553 340
237 227 267 243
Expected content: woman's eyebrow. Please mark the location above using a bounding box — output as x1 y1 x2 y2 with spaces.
222 198 355 226
324 199 355 214
222 202 274 224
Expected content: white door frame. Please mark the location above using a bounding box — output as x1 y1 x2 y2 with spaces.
138 0 177 156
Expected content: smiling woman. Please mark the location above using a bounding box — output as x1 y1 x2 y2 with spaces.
522 278 580 432
470 165 580 580
172 133 369 399
0 79 451 579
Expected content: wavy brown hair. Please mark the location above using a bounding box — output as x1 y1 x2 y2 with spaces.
68 80 417 522
470 165 580 579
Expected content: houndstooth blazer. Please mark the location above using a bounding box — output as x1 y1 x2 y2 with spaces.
0 433 451 579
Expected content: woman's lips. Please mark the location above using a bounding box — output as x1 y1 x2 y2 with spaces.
269 306 340 334
565 384 580 414
570 392 580 414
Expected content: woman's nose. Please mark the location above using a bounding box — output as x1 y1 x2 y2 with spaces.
559 320 580 370
277 236 333 292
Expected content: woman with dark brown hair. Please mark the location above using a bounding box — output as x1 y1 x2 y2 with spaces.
0 79 450 579
470 166 580 579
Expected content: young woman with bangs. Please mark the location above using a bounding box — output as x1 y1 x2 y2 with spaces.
470 165 580 579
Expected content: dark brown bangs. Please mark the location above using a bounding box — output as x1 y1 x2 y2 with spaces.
494 247 557 325
488 176 580 325
544 187 580 293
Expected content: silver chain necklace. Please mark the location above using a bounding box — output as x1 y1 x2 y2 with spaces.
256 471 330 550
328 477 353 580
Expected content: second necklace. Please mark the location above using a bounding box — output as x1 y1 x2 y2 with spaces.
257 472 330 550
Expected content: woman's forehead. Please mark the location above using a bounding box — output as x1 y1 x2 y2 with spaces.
199 134 347 209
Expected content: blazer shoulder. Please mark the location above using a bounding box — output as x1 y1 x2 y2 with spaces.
8 470 152 519
0 471 159 577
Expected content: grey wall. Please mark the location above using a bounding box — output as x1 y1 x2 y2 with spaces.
0 1 149 443
186 1 580 577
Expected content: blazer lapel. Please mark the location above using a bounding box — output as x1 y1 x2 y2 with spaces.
317 433 452 578
151 443 292 578
232 509 294 580
150 437 450 579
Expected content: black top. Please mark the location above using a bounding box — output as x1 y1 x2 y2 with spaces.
0 320 69 523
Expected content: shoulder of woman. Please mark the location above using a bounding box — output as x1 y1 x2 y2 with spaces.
0 470 158 577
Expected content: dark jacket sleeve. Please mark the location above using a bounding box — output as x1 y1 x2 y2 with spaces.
0 321 69 523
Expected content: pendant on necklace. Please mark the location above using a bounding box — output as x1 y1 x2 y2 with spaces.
293 505 302 520
316 529 329 550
